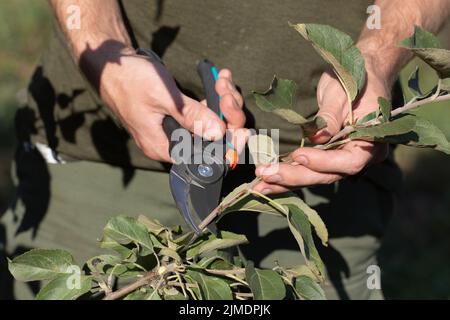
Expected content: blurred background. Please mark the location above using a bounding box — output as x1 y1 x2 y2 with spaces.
0 0 449 299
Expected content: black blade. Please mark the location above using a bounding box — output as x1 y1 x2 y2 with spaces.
169 167 203 234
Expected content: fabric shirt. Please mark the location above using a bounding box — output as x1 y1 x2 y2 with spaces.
18 0 372 171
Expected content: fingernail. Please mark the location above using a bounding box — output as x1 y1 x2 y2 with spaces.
261 188 272 195
205 120 223 140
265 175 282 183
294 155 309 166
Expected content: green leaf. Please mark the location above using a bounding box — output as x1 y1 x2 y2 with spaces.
158 247 182 262
124 288 161 300
350 114 450 154
248 134 278 165
286 204 325 280
291 23 366 101
138 215 170 235
294 275 326 300
98 234 135 260
285 265 319 282
245 261 286 300
279 196 328 247
254 77 303 123
36 274 92 300
222 191 328 246
103 216 154 253
187 231 248 260
253 77 327 135
8 249 75 282
400 25 450 79
85 254 122 275
163 291 188 300
401 25 441 49
356 111 378 125
186 269 233 300
378 97 392 123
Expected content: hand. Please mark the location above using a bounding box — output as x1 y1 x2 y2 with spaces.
98 52 245 162
254 63 389 195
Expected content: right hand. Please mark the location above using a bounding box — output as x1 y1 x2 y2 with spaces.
98 52 246 162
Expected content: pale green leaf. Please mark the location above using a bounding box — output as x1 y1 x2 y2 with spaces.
85 254 122 275
356 111 378 125
138 215 170 235
248 134 278 165
400 25 450 79
36 274 92 300
286 204 325 280
222 191 328 246
294 275 326 300
378 97 392 123
103 216 154 253
187 231 248 259
186 269 233 300
292 23 366 101
124 288 161 300
253 77 327 135
8 249 75 282
350 114 450 154
98 234 135 260
285 265 319 282
245 261 286 300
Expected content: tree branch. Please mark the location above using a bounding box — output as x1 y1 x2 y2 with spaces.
315 92 450 150
103 271 158 300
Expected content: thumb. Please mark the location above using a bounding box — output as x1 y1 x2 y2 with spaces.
171 95 226 141
310 71 348 144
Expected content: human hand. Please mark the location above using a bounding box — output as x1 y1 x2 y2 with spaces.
98 52 245 162
254 62 390 194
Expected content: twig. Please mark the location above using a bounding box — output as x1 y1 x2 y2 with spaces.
205 268 245 276
390 91 450 117
103 271 157 300
315 92 450 150
195 177 261 234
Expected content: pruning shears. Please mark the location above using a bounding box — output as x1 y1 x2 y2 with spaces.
162 59 238 235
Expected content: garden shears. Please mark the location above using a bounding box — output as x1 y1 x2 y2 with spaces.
162 60 238 235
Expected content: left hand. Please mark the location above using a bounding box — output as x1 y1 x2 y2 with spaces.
254 63 390 195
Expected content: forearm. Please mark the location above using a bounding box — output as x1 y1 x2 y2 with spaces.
48 0 134 93
358 0 450 87
48 0 132 59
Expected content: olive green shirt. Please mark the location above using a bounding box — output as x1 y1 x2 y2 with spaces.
19 0 371 171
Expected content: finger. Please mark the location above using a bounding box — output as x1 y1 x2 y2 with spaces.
310 71 348 144
131 114 173 163
253 181 290 195
220 93 246 129
255 163 342 188
171 95 226 141
216 69 244 108
291 141 375 175
228 128 250 154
